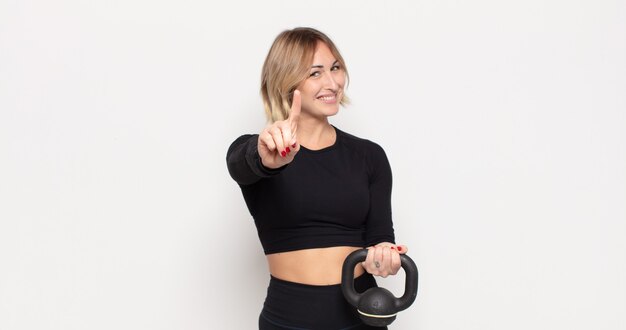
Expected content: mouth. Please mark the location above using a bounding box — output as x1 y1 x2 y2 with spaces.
316 93 339 104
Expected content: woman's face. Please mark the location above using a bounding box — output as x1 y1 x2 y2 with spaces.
296 41 346 120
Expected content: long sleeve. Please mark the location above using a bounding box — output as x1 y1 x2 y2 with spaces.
226 134 286 186
364 143 396 246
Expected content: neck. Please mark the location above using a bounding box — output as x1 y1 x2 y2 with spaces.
296 116 336 150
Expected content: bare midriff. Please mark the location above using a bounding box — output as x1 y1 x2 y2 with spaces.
266 246 366 285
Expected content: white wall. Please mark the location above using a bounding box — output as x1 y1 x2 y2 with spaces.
1 0 625 329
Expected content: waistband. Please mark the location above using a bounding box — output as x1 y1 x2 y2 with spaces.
262 272 380 329
269 272 375 292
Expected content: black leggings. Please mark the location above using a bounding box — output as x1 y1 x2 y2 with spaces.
259 273 388 330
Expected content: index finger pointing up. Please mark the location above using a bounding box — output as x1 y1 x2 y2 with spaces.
288 90 301 123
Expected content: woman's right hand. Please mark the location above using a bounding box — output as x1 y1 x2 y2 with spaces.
258 90 302 169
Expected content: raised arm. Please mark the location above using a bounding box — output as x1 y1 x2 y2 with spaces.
226 90 302 185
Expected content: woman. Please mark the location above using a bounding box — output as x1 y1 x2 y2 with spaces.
226 27 408 329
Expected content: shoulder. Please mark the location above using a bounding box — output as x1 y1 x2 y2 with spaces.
335 127 387 157
335 127 391 179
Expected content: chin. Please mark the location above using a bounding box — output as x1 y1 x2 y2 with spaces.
305 103 340 119
318 110 339 119
319 104 340 117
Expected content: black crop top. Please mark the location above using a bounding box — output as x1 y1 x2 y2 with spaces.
226 126 395 254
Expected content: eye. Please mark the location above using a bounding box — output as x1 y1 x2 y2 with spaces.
309 71 321 78
331 64 341 71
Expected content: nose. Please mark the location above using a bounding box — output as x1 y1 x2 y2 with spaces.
323 71 339 91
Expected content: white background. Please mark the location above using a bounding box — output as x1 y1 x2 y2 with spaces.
1 0 625 329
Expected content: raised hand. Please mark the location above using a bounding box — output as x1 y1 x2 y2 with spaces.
258 90 302 169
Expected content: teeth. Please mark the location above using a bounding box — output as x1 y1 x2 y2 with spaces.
318 95 336 101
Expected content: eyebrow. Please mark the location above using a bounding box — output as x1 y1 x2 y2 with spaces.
311 60 339 69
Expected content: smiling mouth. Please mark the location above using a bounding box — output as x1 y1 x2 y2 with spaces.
317 94 338 103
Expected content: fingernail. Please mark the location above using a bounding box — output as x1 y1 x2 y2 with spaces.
391 246 396 250
291 143 296 148
285 147 291 153
280 150 286 157
397 246 403 251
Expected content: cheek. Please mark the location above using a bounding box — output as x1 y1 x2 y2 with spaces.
336 73 347 88
297 82 316 97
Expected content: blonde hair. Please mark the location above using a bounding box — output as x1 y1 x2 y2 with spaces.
260 27 349 122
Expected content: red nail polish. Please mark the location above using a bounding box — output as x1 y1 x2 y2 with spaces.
391 246 396 250
397 246 403 251
292 143 296 148
286 147 291 153
280 150 286 157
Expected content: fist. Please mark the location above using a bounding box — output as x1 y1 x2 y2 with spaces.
361 243 409 278
258 90 302 169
